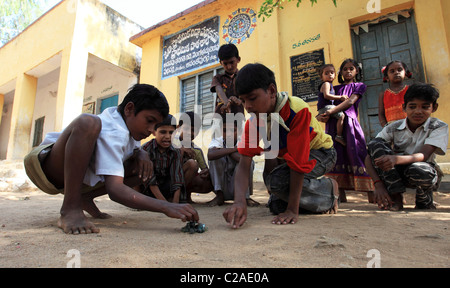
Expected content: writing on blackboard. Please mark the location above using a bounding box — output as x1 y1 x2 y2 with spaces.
291 49 325 102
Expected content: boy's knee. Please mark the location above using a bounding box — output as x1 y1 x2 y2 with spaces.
405 162 438 186
367 138 391 158
185 159 199 171
75 114 102 137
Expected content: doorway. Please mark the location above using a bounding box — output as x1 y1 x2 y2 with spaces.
352 11 425 140
98 94 119 114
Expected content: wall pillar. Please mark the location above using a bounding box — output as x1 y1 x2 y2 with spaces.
55 47 89 131
0 94 4 127
6 74 37 160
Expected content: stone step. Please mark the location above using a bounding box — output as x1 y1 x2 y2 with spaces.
0 160 38 192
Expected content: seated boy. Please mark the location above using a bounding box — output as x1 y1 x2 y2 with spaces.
24 84 199 235
175 111 213 203
365 83 448 211
223 63 339 229
141 115 185 203
207 116 258 207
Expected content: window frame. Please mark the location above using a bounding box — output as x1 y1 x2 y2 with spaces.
179 67 224 127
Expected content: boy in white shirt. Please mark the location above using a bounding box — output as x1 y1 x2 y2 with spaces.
24 84 199 235
207 117 257 207
365 83 448 211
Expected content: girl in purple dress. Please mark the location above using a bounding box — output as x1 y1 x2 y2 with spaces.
320 59 374 201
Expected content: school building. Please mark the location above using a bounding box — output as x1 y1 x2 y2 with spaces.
0 0 143 160
130 0 450 172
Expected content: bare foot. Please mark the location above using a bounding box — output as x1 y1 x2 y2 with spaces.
324 178 339 214
390 193 404 211
246 198 260 207
339 188 347 203
82 196 112 219
58 210 100 234
206 192 224 207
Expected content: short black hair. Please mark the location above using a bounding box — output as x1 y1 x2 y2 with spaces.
178 111 202 134
118 84 169 118
404 83 439 105
235 63 277 96
218 44 240 61
155 114 177 131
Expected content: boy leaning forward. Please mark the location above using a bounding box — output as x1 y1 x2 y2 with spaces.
223 63 340 229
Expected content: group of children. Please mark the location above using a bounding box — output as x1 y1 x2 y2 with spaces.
24 43 448 234
317 59 447 211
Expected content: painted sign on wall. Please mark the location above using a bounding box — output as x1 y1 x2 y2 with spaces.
162 16 220 79
291 49 325 102
223 8 257 44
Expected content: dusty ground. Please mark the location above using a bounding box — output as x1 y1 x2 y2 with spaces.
1 177 449 268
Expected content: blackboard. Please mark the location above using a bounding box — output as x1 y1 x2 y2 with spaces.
162 16 220 79
291 49 325 102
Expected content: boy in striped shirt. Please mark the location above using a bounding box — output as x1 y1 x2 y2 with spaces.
142 115 185 203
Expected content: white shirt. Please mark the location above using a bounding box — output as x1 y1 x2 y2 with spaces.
376 117 448 163
41 107 140 186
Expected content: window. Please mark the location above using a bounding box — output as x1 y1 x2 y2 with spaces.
180 68 224 126
33 117 45 147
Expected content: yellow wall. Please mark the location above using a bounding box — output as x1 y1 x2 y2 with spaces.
0 0 142 159
133 0 449 163
135 0 448 114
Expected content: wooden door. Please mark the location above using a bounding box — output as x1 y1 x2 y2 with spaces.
352 12 425 140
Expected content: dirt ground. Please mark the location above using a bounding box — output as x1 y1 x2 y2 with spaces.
0 179 449 268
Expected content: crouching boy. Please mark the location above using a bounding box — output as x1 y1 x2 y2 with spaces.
24 84 199 234
365 83 448 210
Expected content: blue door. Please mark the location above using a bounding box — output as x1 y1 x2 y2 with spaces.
100 95 119 114
352 12 424 140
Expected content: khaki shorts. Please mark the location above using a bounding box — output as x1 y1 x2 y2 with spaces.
24 144 104 195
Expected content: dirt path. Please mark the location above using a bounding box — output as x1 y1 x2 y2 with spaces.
1 181 449 268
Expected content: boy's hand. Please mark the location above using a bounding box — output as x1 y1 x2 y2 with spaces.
272 210 298 225
181 147 196 159
223 202 247 229
228 96 242 106
374 155 397 171
199 168 210 179
134 149 153 182
316 113 330 123
373 182 393 210
220 104 230 114
164 203 199 222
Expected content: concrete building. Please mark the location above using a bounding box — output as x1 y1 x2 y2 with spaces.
130 0 450 171
0 0 143 160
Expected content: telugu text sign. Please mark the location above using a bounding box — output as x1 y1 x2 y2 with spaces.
291 49 325 102
162 17 220 79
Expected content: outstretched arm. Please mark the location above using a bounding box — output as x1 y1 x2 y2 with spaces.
105 175 199 222
222 155 253 228
325 94 360 115
208 147 238 160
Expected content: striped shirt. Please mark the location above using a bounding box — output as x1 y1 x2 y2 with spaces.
238 93 333 174
143 139 184 192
